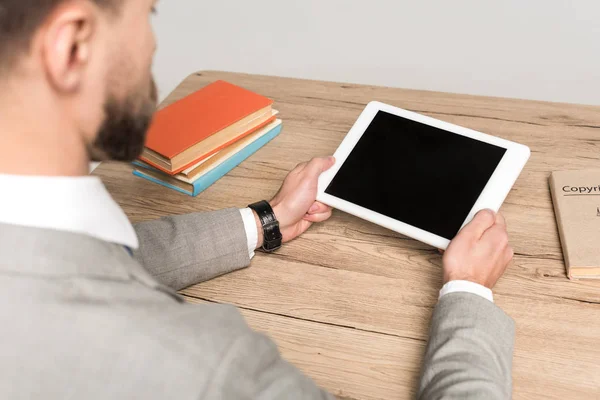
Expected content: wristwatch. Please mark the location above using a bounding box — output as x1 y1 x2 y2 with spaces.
248 200 283 252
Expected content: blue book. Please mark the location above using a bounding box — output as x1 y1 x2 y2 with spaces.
133 120 282 196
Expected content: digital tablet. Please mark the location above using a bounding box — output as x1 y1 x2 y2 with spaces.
317 101 530 249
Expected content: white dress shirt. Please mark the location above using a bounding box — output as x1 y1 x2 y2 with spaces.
0 174 492 303
0 175 139 249
239 207 259 259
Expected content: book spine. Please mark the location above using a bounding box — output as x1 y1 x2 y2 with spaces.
549 173 572 278
132 170 194 196
133 123 283 197
141 115 277 176
132 160 148 170
191 123 283 196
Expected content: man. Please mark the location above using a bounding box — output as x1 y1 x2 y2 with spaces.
0 0 515 399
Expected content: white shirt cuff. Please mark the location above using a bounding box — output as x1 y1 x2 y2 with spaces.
239 208 258 259
439 280 494 303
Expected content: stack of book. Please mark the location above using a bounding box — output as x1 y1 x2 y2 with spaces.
133 80 282 196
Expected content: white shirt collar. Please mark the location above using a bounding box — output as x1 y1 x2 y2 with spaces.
0 174 139 249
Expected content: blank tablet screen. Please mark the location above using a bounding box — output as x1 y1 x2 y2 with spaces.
325 111 507 240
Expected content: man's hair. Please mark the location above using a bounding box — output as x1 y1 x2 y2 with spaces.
0 0 117 69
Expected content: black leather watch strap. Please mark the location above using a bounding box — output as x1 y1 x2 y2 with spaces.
248 200 283 252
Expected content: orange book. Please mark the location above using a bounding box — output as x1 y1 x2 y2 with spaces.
140 80 274 175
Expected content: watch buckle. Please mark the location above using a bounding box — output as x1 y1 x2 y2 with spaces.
262 237 282 252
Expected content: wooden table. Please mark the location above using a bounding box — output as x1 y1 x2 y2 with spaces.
94 71 600 399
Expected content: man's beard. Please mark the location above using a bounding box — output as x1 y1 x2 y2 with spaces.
90 79 158 162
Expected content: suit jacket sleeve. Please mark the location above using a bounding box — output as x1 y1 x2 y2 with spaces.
133 208 251 291
212 328 335 400
418 292 516 400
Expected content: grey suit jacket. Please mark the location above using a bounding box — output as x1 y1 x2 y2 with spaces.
0 208 515 399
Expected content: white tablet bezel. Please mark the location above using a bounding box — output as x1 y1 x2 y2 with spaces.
317 101 530 249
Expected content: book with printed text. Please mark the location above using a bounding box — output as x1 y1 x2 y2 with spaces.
549 169 600 279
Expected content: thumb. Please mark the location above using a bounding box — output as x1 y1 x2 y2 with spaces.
456 209 496 241
304 156 336 176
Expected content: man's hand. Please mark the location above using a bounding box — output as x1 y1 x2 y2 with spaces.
253 157 336 247
442 209 514 289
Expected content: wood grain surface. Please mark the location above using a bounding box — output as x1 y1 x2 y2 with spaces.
93 71 600 399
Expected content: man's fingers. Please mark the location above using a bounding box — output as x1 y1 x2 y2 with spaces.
308 202 331 215
304 156 336 176
293 161 308 172
458 209 497 240
303 210 333 223
504 246 514 264
495 213 506 227
481 224 509 251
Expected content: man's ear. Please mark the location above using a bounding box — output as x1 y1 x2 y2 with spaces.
41 3 96 93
